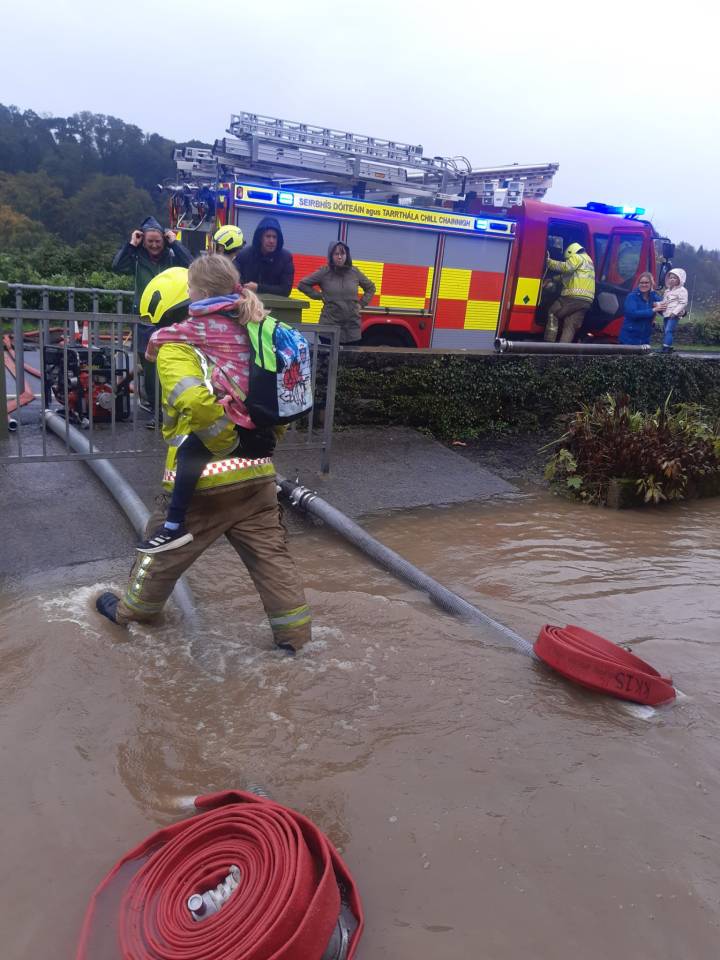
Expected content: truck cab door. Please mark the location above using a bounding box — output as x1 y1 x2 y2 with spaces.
582 228 649 336
538 219 591 328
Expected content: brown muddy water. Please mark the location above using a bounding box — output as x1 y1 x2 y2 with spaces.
1 491 719 959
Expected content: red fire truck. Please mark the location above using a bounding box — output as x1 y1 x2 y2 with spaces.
171 113 674 349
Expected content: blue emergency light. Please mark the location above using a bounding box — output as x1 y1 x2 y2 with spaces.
475 218 513 234
585 202 646 217
246 188 275 203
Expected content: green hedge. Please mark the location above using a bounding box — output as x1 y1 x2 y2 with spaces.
334 353 720 439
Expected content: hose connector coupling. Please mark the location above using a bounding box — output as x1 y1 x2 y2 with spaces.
287 483 317 512
187 864 241 921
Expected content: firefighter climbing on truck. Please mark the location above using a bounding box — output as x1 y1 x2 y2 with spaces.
542 242 596 343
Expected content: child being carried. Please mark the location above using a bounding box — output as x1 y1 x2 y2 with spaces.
138 254 275 554
656 268 688 353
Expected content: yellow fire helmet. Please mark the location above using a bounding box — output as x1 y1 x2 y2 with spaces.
213 224 245 252
139 267 190 325
565 242 585 257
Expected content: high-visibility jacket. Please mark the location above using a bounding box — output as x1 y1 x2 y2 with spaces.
546 251 596 302
156 342 275 492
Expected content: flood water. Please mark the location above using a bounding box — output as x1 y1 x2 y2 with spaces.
1 491 719 958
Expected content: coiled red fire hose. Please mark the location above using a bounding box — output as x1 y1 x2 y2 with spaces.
535 624 676 705
76 790 364 960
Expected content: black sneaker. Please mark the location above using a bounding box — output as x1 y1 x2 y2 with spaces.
137 526 194 554
276 641 297 657
96 591 122 624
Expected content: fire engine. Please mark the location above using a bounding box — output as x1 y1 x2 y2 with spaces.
169 113 674 349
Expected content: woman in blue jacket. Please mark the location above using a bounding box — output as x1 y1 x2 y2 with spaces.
619 273 663 345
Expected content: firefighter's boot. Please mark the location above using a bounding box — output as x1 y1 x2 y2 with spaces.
96 591 123 625
544 313 559 342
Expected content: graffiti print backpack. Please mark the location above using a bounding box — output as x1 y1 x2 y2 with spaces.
244 316 313 427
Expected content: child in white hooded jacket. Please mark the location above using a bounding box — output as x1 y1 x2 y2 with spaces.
656 268 688 352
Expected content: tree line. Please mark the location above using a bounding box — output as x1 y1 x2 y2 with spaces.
0 104 206 289
672 243 720 318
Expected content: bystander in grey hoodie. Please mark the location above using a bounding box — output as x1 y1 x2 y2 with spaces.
298 242 376 343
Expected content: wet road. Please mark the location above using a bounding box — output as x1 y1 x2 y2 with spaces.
1 492 719 958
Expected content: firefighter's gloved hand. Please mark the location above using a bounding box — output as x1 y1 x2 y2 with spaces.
235 427 277 459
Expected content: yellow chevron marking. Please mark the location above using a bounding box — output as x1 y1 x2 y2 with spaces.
425 267 435 299
291 289 322 323
352 259 385 291
438 267 471 300
465 300 501 330
378 295 427 310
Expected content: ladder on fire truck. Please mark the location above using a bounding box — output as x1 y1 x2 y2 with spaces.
173 111 559 210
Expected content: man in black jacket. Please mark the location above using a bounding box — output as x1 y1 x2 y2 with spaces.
233 216 294 297
112 216 193 419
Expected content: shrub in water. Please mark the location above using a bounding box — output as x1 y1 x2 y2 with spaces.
544 393 720 505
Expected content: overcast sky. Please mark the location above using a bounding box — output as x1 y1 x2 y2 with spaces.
1 0 717 247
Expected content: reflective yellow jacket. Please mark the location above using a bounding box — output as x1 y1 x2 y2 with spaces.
546 251 596 302
156 342 275 492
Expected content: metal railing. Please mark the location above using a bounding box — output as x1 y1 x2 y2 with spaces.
1 284 339 472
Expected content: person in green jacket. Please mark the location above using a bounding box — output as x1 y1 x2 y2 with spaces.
112 216 193 418
544 242 596 343
298 241 376 344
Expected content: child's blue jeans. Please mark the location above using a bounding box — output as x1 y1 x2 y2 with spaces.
663 316 679 348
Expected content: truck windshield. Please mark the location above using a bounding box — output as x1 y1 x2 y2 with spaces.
602 233 645 287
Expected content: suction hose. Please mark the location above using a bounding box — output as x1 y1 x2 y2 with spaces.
495 338 651 355
43 411 197 622
278 477 678 710
277 476 535 658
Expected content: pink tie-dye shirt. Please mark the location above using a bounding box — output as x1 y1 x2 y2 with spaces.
146 295 254 429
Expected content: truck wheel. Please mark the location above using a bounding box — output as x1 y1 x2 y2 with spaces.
361 328 414 347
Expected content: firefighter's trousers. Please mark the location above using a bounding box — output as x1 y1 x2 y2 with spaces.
544 297 592 343
116 477 312 650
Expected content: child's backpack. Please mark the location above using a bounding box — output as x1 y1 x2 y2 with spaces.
244 316 313 427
